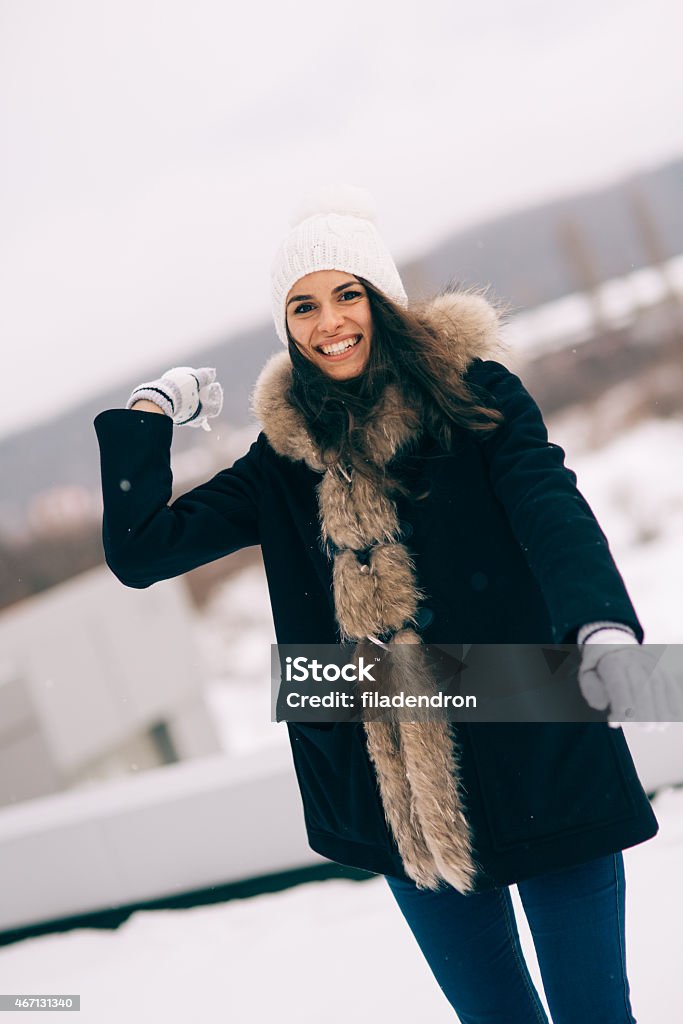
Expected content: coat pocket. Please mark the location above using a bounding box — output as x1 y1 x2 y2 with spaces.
288 723 395 851
469 723 636 851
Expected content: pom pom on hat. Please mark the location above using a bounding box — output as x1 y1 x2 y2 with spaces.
288 183 378 227
271 182 407 348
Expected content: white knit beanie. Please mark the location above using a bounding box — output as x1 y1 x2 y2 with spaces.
270 183 408 348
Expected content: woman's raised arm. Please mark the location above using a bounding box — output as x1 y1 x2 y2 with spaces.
93 399 262 589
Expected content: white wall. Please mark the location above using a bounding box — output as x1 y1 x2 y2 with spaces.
0 566 223 805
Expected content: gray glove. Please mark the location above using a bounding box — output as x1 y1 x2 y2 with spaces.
578 642 682 730
126 366 223 432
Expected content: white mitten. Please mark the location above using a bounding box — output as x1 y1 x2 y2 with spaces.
126 366 223 432
578 632 681 730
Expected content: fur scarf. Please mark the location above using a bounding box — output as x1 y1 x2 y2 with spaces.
250 288 510 893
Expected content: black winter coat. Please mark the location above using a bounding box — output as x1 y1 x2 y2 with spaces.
93 340 658 892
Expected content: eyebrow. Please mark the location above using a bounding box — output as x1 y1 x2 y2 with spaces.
286 281 361 307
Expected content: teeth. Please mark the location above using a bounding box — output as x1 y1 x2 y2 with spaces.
320 336 361 356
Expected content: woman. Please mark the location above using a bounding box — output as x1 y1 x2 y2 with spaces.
94 185 664 1023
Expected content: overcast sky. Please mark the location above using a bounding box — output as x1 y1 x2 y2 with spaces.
1 0 682 439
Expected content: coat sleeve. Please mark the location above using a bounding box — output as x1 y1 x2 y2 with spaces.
93 408 262 588
466 358 644 644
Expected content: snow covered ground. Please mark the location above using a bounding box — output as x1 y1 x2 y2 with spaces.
1 785 681 1022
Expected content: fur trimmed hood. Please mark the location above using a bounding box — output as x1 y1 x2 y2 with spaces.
250 288 513 470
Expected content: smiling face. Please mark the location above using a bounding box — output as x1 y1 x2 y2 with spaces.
285 270 373 380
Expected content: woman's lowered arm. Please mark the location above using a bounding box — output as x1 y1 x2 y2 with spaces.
466 358 644 645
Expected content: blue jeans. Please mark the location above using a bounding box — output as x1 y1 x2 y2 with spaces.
384 851 635 1023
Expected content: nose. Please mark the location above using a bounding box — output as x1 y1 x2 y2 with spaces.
318 302 345 334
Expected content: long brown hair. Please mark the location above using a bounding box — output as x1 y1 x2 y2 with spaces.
285 277 504 499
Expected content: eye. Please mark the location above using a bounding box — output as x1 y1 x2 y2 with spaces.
292 290 363 316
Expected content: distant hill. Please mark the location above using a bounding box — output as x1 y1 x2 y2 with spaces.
1 156 682 538
401 157 683 307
